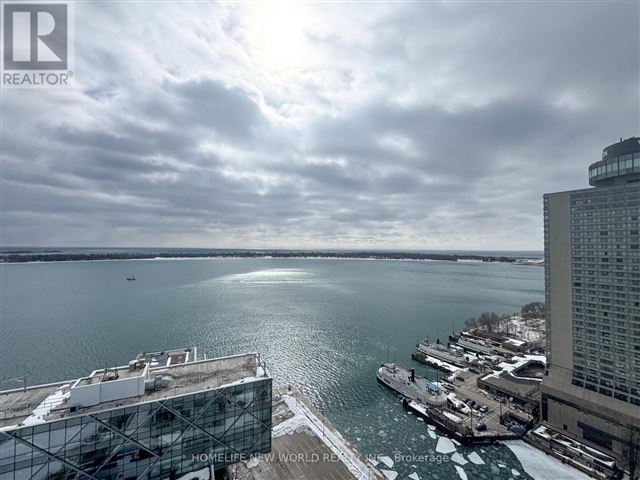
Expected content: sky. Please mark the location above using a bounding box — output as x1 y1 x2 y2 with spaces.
1 1 638 251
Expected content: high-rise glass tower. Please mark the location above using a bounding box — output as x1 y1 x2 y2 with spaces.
541 137 640 465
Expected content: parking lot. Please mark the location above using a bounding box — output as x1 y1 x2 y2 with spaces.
445 369 532 437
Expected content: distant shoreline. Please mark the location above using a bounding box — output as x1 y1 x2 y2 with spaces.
0 250 542 265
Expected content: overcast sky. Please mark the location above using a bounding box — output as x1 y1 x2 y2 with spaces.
1 1 638 250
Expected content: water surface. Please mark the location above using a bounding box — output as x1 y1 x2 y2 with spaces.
0 258 544 479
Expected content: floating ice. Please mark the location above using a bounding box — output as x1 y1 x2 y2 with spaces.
498 463 506 468
379 456 394 468
511 469 521 477
381 469 398 480
427 424 436 430
409 473 420 480
428 430 437 440
467 452 485 465
417 417 424 422
454 465 468 480
436 437 457 454
451 453 468 465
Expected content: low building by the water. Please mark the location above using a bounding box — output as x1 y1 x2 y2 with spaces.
477 355 545 415
0 348 272 479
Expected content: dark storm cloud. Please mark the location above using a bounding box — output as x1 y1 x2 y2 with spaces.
1 1 638 249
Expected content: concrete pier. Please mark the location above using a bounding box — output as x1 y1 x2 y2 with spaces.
233 388 384 480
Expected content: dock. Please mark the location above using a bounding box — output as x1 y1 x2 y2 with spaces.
376 361 533 444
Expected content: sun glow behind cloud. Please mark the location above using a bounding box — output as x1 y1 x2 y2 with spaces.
1 2 638 249
243 1 315 79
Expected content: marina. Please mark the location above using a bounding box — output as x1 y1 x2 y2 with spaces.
377 337 540 445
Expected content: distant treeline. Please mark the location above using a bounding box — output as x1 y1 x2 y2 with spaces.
0 250 522 264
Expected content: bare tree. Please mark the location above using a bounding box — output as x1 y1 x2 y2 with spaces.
464 317 478 331
521 302 545 321
478 312 501 333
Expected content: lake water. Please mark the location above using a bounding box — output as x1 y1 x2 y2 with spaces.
0 257 544 479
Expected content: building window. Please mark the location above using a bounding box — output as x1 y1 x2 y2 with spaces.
580 423 613 450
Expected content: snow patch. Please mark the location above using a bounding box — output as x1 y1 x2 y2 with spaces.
506 440 592 480
175 467 210 480
21 385 70 427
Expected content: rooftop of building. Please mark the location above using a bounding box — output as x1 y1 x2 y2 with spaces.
602 136 640 162
478 354 545 403
0 349 269 431
589 136 640 186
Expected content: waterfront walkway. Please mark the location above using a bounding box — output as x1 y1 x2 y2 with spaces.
234 389 384 480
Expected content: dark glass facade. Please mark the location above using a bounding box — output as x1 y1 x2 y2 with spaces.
0 378 272 480
588 151 640 185
589 137 640 186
